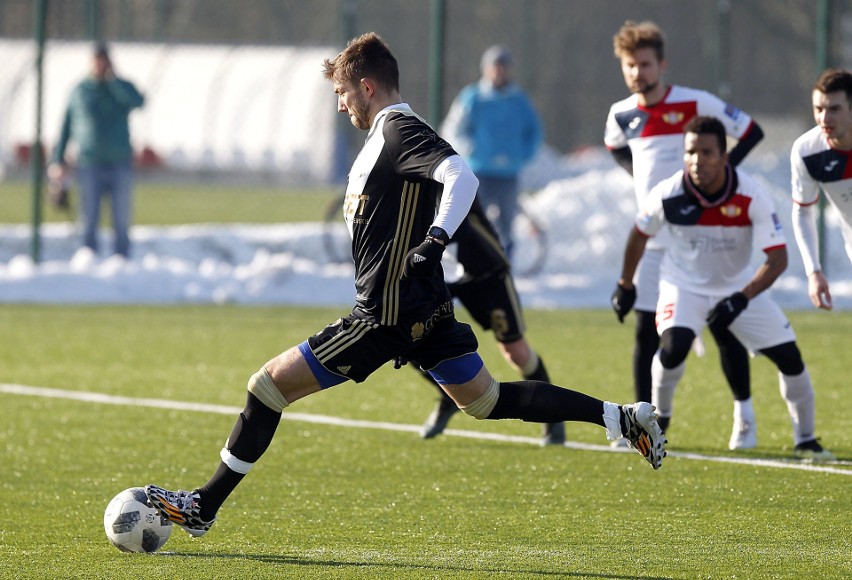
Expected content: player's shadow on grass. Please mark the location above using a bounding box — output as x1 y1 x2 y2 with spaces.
161 552 673 579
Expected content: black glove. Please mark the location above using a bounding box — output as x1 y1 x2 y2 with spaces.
611 282 636 323
707 292 749 331
403 237 445 278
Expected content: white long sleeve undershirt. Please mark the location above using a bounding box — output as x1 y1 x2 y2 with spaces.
792 201 821 274
430 154 478 239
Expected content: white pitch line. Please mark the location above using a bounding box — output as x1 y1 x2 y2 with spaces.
2 383 850 476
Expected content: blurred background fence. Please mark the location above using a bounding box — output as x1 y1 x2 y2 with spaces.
0 0 850 240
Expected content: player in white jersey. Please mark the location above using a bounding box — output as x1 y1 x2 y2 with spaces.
614 116 833 460
605 20 764 447
791 68 852 310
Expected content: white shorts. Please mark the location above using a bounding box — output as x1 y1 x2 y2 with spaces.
634 248 664 312
656 280 796 352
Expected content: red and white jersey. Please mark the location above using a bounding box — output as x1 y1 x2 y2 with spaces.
635 168 786 295
605 84 755 203
790 125 852 248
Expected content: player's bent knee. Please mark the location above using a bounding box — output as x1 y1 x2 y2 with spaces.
760 341 805 376
659 327 693 368
248 367 290 413
460 377 500 419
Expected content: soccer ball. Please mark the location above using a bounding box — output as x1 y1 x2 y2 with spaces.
103 487 172 553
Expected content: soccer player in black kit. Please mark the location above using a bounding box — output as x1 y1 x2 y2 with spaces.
145 32 666 538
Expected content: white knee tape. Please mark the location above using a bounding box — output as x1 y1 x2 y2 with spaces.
247 367 289 413
460 378 500 419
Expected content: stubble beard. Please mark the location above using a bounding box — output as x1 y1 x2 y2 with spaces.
347 95 371 130
636 80 658 96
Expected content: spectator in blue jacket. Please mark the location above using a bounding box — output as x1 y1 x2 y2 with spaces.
49 42 145 258
441 45 542 258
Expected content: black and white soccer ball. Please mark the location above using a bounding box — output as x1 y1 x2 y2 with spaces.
103 487 172 553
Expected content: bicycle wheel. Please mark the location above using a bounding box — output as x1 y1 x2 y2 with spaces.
510 207 547 278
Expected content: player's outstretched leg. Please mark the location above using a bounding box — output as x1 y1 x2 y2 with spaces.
520 352 566 446
146 368 287 536
472 379 667 469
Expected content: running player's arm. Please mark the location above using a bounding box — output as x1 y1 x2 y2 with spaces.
741 190 788 300
619 183 665 286
609 146 634 176
791 200 821 273
385 114 475 240
742 247 787 299
792 201 832 309
618 226 648 288
696 90 763 167
790 144 833 309
789 146 823 275
431 154 478 239
727 120 764 167
604 105 633 175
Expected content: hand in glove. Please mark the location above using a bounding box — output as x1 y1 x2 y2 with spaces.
403 236 446 279
706 292 749 331
611 282 636 323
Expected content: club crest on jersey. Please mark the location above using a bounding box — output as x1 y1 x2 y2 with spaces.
720 204 742 218
411 321 425 340
662 111 684 125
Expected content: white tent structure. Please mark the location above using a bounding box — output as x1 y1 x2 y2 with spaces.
0 39 338 182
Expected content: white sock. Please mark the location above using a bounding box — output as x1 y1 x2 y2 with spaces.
779 368 816 445
734 398 755 424
651 353 685 418
602 401 623 440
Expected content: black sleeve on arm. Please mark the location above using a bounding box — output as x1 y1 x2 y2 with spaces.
609 146 633 176
728 121 764 167
385 112 456 179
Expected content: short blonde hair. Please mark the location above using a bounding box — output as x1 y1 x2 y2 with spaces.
321 32 399 93
613 20 665 61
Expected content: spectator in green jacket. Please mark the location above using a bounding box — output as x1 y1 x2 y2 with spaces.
50 42 145 258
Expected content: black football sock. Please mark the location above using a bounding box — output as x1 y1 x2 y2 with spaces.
196 463 244 522
196 392 281 520
634 310 659 403
522 355 550 383
486 380 605 426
